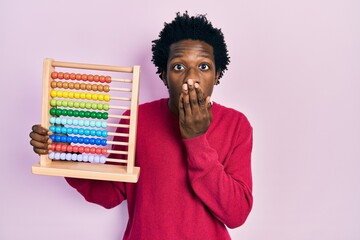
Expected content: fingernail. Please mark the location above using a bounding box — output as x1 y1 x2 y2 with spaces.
183 84 188 91
187 79 193 85
195 83 199 88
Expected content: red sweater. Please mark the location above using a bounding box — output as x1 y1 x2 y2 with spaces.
66 98 253 240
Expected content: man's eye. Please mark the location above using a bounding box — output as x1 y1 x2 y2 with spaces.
199 64 209 70
173 64 184 71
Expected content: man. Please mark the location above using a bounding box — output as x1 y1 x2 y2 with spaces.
30 12 253 240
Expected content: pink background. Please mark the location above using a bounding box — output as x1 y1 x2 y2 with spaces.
1 0 359 239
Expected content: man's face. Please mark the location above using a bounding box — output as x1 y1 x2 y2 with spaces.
162 39 219 114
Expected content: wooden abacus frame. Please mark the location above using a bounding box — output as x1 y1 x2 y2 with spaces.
32 59 140 182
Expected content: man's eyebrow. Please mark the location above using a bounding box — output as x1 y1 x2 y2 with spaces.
169 52 213 61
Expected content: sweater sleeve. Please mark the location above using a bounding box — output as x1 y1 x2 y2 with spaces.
65 177 127 209
183 120 253 228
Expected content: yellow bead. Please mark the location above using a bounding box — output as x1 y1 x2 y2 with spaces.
74 92 80 99
97 94 104 101
92 94 98 100
104 94 110 102
50 90 57 97
86 93 92 100
62 91 69 98
56 90 63 98
68 92 74 98
80 92 86 99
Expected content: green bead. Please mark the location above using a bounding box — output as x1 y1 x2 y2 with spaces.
97 103 103 110
85 111 91 118
62 100 68 107
74 102 80 108
56 100 62 107
79 111 85 118
73 110 79 117
55 109 62 116
102 112 108 119
91 103 97 110
68 101 74 108
103 104 109 111
62 109 68 116
67 109 74 116
79 102 86 109
50 108 56 115
91 112 97 118
96 112 102 119
85 102 92 109
50 99 57 107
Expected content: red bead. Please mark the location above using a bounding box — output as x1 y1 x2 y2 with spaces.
105 76 111 83
99 76 105 83
95 148 102 154
84 147 90 153
72 146 79 153
61 144 67 152
57 72 64 79
76 74 82 80
94 75 100 82
64 72 70 80
78 146 84 153
50 144 55 151
88 74 94 82
67 145 73 152
81 74 88 81
70 73 76 80
102 148 107 154
90 147 96 154
51 72 58 79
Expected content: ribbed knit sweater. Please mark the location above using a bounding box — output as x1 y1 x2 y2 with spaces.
66 98 253 240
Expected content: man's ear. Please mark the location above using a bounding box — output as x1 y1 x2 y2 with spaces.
215 70 221 85
161 71 168 87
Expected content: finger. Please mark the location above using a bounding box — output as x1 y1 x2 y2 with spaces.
194 82 206 110
29 131 51 144
178 94 185 122
30 139 51 151
187 79 199 110
33 146 50 155
181 83 192 116
32 124 51 135
206 96 212 111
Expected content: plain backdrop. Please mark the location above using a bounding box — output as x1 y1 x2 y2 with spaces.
0 0 359 239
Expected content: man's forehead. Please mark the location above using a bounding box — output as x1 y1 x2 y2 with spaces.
169 40 214 58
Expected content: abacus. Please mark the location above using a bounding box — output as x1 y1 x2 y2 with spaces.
32 59 140 182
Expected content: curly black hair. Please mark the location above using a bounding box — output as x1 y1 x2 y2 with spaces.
151 12 230 84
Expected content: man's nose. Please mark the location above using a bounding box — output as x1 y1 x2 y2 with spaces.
184 67 199 83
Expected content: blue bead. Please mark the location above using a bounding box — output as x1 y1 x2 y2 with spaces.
73 128 79 135
67 136 73 143
102 130 108 137
79 128 84 135
73 119 78 126
67 128 73 134
101 139 107 146
50 135 56 141
84 129 90 136
78 137 84 144
61 127 67 134
56 118 62 124
83 138 90 144
49 117 56 124
101 122 107 128
72 136 78 143
49 126 55 132
90 130 96 136
61 118 67 125
89 138 95 145
67 118 73 125
55 126 62 133
95 130 101 137
55 135 61 142
78 120 84 126
95 138 101 145
91 121 97 127
84 120 90 127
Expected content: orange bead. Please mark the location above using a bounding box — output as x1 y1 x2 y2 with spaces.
80 83 86 90
74 83 80 90
51 81 57 88
68 82 74 89
97 85 103 91
56 81 63 88
88 74 94 82
92 84 98 91
86 84 92 91
76 74 82 80
62 82 69 89
94 75 100 82
103 85 110 92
